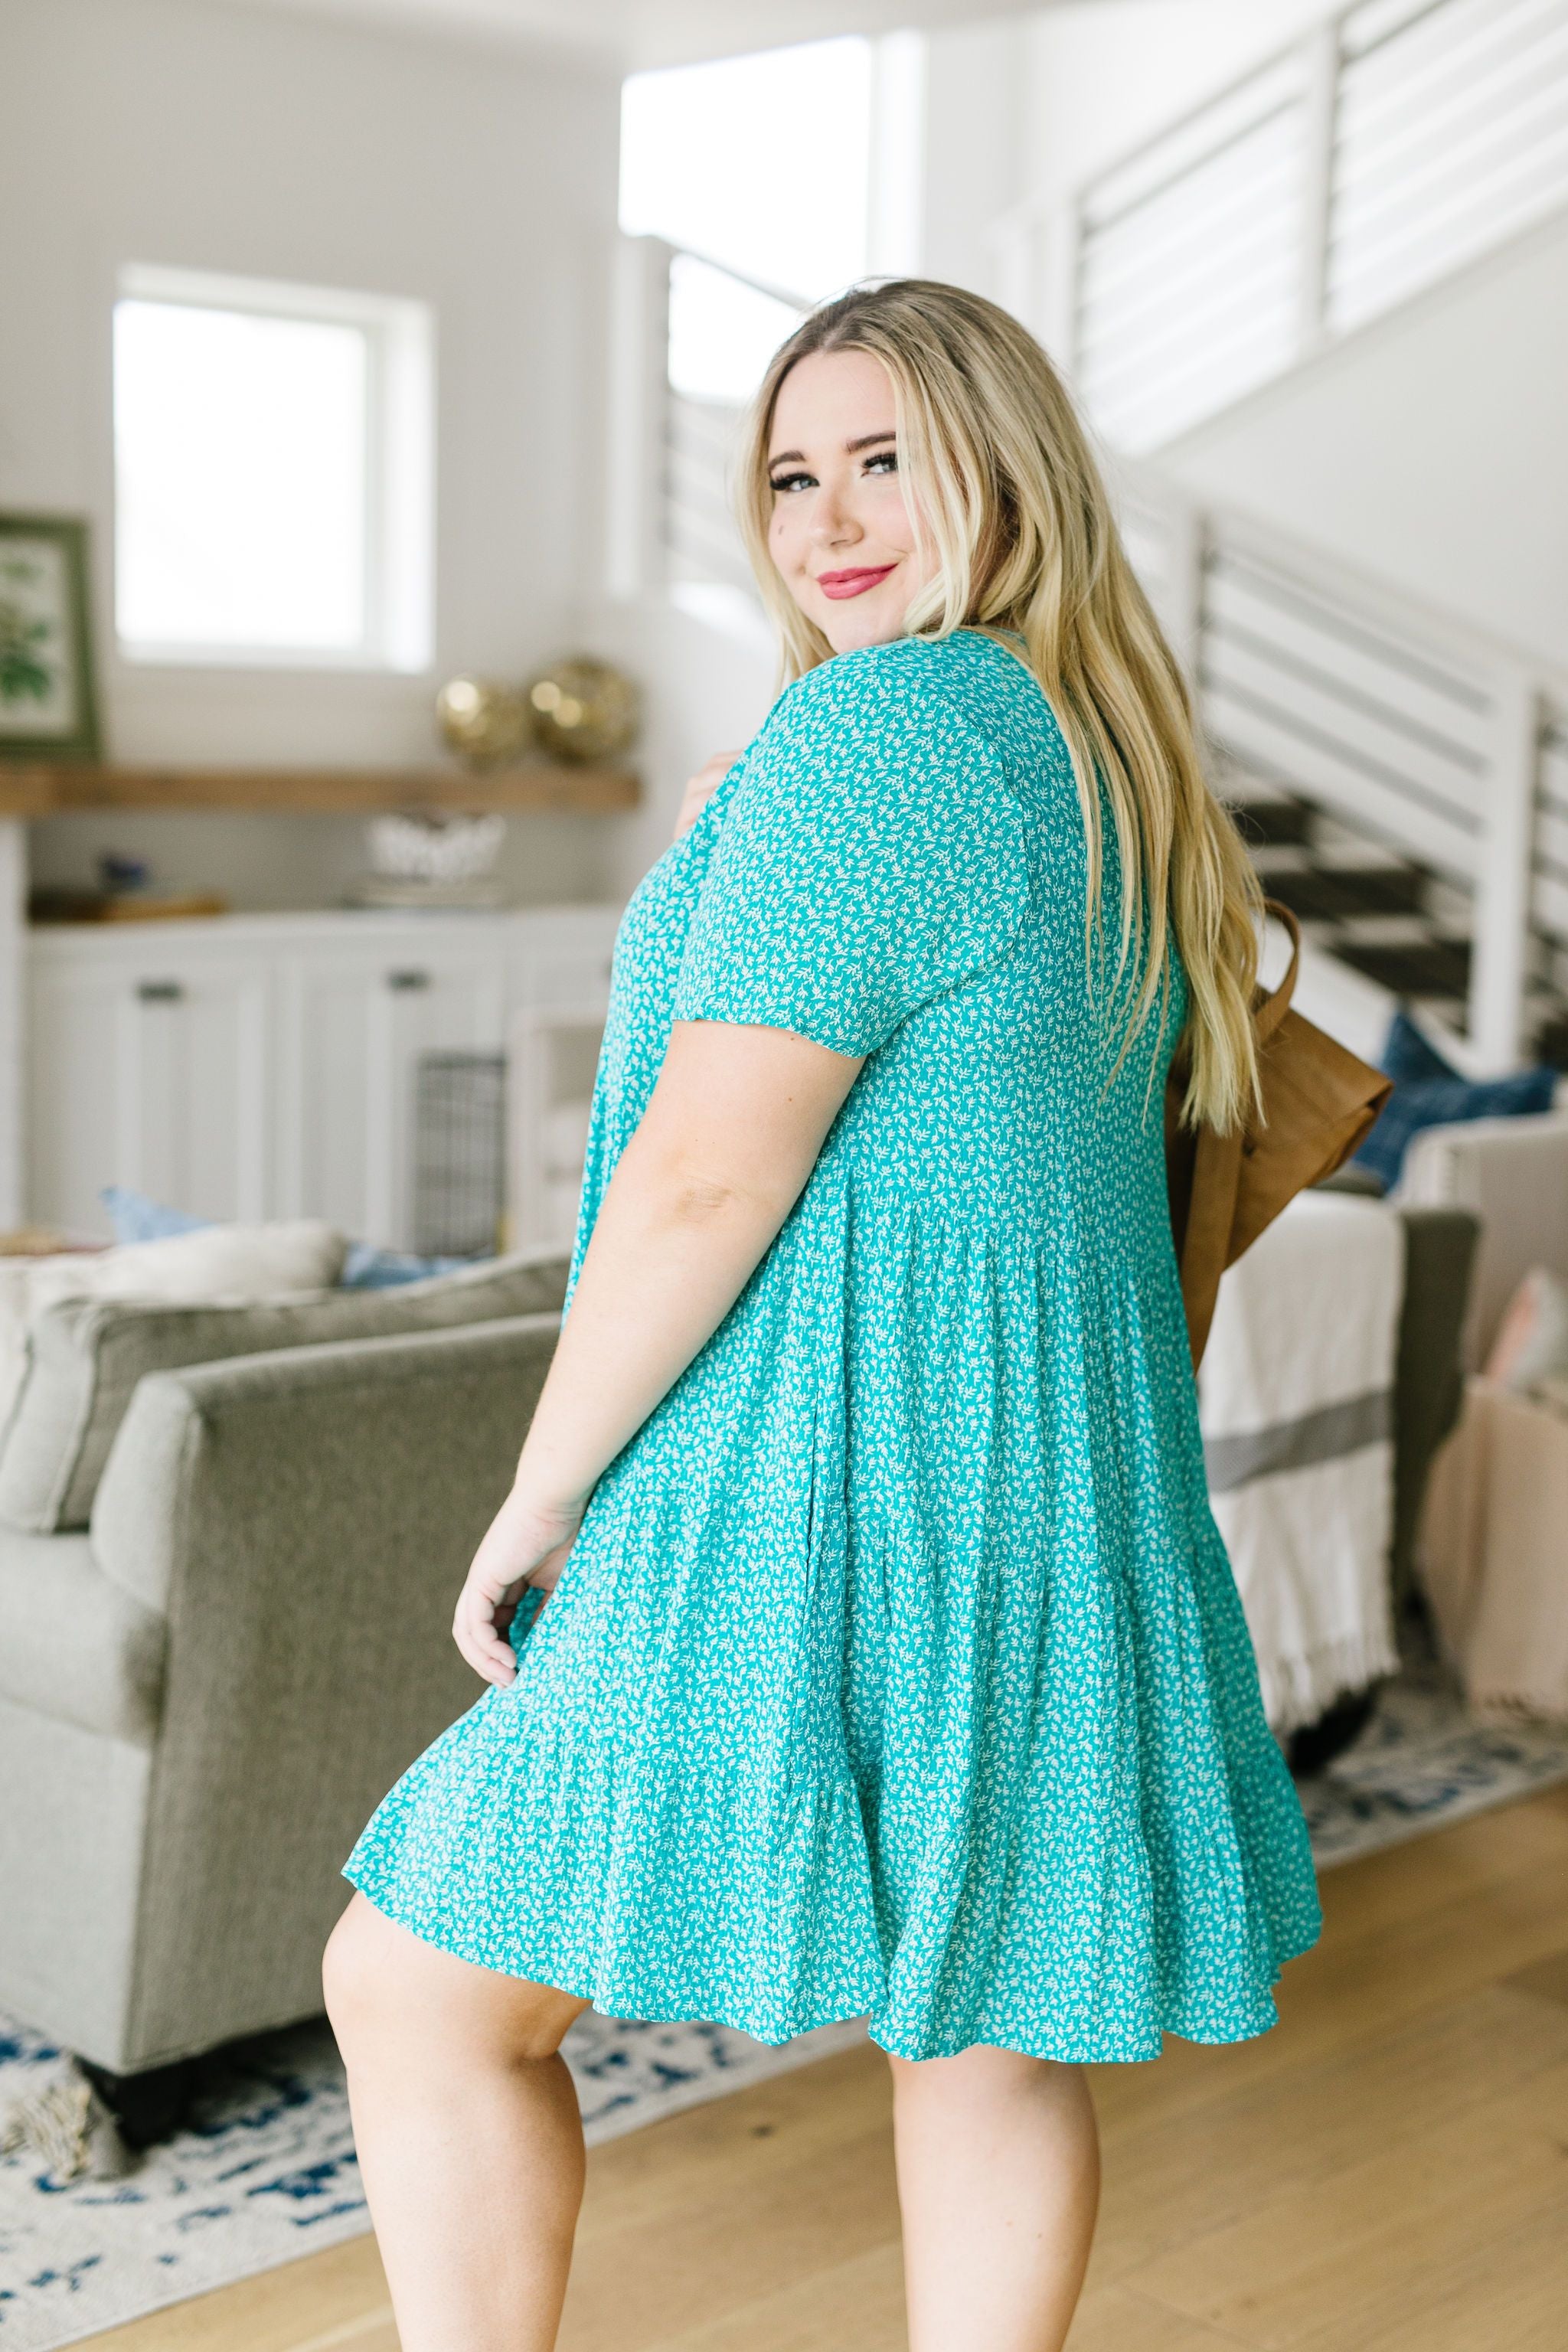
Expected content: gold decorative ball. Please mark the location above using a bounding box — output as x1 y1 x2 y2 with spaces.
524 657 640 764
436 675 532 769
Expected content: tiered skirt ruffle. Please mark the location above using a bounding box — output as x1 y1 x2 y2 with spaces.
345 1177 1322 2062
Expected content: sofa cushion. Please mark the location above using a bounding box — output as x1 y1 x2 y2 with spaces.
0 1247 570 1535
0 1527 166 1743
0 1220 348 1437
99 1182 471 1289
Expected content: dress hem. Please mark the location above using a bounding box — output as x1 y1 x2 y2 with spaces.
341 1861 1316 2070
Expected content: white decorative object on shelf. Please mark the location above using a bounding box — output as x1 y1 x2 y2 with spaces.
368 812 507 883
352 812 509 910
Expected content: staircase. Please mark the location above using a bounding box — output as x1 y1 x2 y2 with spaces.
1119 463 1568 1070
607 231 1568 1076
998 0 1568 454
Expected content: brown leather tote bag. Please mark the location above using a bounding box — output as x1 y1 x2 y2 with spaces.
1165 903 1393 1367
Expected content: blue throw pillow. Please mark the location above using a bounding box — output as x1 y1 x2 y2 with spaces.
1353 1011 1557 1192
339 1241 474 1289
100 1185 210 1244
100 1187 480 1286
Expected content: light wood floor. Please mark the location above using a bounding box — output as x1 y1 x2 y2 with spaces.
83 1783 1568 2352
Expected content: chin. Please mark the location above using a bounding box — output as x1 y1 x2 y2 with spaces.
815 597 907 655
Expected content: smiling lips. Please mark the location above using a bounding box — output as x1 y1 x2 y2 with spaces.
815 564 897 601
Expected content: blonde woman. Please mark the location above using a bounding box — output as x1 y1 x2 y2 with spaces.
325 279 1322 2352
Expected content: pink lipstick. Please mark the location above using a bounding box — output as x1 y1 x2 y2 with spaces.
815 564 897 600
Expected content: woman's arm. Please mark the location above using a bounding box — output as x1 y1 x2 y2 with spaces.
452 1016 864 1685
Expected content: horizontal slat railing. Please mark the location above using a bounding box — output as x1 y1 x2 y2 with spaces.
1532 715 1568 982
1118 464 1567 1067
1010 0 1568 449
1074 70 1306 449
609 237 805 608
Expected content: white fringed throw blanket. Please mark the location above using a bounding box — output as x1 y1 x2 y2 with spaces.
1200 1191 1405 1735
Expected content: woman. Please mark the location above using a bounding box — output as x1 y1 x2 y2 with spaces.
325 278 1322 2352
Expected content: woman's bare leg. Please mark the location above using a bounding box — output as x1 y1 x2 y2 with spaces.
888 2043 1101 2352
323 1893 590 2352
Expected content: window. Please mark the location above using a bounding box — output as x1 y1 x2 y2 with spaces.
113 266 433 671
613 37 924 609
619 38 877 311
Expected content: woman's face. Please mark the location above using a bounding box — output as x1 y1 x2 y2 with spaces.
766 348 938 654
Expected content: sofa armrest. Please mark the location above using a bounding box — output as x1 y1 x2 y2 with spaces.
1390 1207 1480 1609
88 1312 560 2067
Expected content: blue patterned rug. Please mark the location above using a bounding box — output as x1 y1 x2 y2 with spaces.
4 1651 1566 2352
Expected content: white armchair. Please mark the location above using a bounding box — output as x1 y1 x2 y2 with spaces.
1396 1112 1568 1364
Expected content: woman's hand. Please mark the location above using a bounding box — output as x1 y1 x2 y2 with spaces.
672 749 742 842
452 1485 586 1689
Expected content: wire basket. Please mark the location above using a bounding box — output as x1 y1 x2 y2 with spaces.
413 1051 506 1257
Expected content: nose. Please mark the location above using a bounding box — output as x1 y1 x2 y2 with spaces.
808 480 861 548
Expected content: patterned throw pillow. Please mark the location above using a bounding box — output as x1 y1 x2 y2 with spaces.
1353 1011 1557 1194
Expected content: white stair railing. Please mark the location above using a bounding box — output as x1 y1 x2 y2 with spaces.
999 0 1568 452
606 236 805 606
1120 462 1567 1067
1535 714 1568 1006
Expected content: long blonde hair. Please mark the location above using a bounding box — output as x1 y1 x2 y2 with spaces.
734 278 1262 1133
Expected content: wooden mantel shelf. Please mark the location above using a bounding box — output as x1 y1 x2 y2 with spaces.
0 760 641 817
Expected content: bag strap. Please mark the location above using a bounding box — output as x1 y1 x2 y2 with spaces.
1254 900 1301 1047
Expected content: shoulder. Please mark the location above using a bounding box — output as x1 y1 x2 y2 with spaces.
762 635 1016 776
725 642 1032 890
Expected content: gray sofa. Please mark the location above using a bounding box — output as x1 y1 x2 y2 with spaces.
0 1257 570 2081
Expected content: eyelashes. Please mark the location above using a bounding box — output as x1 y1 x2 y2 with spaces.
768 451 900 495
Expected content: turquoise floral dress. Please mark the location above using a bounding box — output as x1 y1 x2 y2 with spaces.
345 626 1322 2063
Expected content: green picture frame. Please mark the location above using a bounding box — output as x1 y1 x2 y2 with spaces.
0 512 100 762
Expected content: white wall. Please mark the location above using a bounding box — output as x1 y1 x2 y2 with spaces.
1004 0 1331 352
1018 0 1330 212
916 16 1029 299
995 0 1568 668
1157 213 1568 673
1 0 625 906
589 590 779 905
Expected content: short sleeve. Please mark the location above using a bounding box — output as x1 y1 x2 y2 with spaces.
668 650 1031 1057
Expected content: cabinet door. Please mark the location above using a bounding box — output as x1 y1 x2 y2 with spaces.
28 946 272 1234
273 950 376 1244
277 939 507 1250
29 962 126 1236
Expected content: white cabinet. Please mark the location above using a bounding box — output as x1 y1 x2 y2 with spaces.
274 936 510 1248
28 941 272 1235
27 905 619 1249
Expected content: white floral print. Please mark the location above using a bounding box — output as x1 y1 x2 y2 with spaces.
345 627 1323 2063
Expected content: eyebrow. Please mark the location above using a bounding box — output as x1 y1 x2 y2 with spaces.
767 430 897 466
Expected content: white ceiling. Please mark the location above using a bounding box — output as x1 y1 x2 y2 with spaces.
214 0 1055 73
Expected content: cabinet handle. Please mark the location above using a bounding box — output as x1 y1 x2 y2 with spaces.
136 979 185 1004
387 969 431 992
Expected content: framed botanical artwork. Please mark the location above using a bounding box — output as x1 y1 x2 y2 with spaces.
0 513 100 761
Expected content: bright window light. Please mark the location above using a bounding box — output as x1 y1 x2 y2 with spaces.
667 255 805 403
113 266 433 671
619 39 874 305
